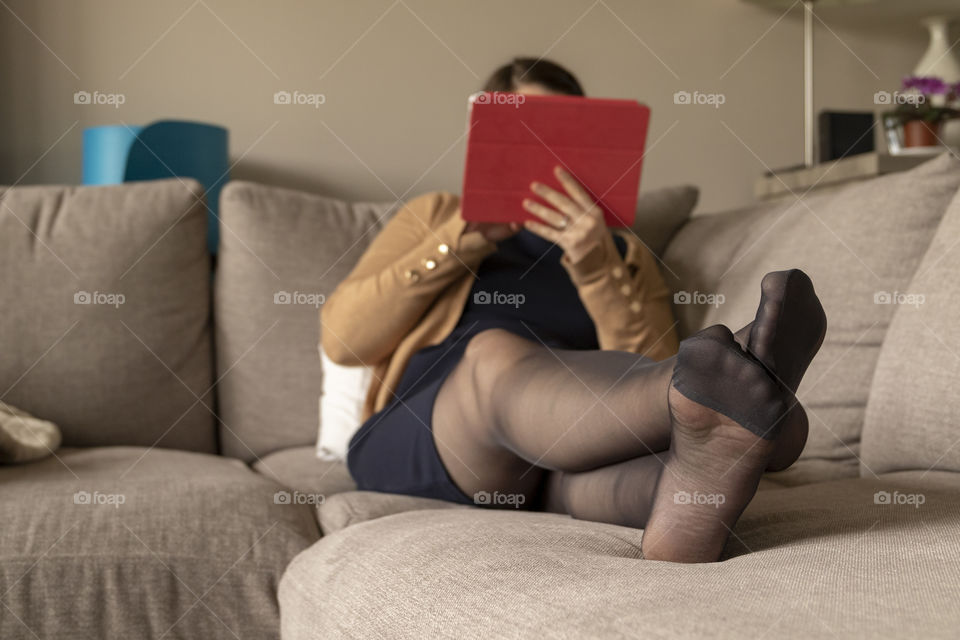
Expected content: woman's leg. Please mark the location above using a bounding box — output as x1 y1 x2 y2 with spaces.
542 456 664 529
432 332 675 501
432 270 825 561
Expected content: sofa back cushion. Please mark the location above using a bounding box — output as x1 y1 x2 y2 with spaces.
662 154 960 478
861 185 960 474
627 184 698 257
214 181 396 461
214 182 698 461
0 180 215 451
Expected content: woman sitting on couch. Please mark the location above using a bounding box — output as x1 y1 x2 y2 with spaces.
321 57 826 563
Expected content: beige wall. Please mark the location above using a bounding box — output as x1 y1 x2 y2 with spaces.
0 0 934 213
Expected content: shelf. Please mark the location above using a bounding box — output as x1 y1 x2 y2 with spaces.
754 150 950 200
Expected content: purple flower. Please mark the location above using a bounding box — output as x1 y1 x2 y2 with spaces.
903 75 948 95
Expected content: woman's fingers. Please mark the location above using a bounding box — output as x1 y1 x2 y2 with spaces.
554 166 597 211
530 181 580 218
522 198 568 229
523 220 563 244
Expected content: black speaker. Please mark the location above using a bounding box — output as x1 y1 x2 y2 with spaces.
819 111 875 162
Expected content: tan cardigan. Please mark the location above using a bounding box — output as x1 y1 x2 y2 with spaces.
321 192 679 421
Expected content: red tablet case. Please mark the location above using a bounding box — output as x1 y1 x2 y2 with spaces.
461 92 650 227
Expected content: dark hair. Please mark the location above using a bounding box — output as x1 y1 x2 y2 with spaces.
482 57 585 96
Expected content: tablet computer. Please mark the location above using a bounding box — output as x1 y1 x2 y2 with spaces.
461 92 650 227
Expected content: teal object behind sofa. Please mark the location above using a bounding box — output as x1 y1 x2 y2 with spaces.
82 125 144 184
82 120 229 254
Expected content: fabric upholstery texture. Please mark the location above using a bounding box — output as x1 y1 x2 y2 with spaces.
214 181 397 460
662 154 960 472
317 490 466 536
252 445 356 497
0 180 215 452
628 184 698 258
280 471 960 639
862 184 960 475
0 447 319 639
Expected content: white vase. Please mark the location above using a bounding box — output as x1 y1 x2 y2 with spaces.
914 17 960 82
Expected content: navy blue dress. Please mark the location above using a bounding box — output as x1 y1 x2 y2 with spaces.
347 229 627 504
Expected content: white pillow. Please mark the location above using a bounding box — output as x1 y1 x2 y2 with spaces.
317 346 374 461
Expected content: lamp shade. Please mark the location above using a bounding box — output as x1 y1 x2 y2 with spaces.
124 121 229 255
82 125 144 185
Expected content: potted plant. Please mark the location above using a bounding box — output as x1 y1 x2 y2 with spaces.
886 76 960 148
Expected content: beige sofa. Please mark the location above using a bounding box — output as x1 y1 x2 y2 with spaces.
2 154 959 638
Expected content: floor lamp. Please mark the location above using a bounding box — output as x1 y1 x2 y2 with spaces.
743 0 877 168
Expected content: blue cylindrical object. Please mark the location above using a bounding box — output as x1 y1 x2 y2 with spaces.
82 125 144 185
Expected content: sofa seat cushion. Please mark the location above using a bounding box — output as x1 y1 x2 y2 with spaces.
252 445 356 498
0 447 320 639
317 490 466 535
280 471 960 639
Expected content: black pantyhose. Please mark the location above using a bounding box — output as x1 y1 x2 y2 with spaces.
432 270 826 562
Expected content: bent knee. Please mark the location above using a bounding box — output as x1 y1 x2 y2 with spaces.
462 329 538 391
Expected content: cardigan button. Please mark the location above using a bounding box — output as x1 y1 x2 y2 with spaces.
611 266 623 279
620 283 632 296
437 243 450 255
404 269 421 282
422 257 438 270
629 300 642 313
